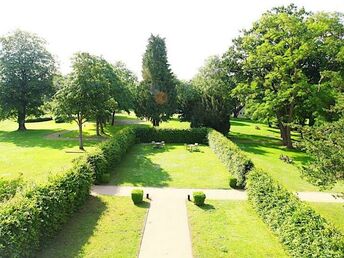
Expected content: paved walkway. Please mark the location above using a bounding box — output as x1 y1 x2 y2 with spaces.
91 186 343 258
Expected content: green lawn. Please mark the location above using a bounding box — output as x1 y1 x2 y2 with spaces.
111 144 232 189
37 195 149 258
230 118 344 193
0 120 97 183
307 202 344 233
187 200 288 257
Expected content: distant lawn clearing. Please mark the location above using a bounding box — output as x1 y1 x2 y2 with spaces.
0 120 97 183
230 118 344 193
187 200 288 258
111 144 232 189
37 195 149 258
307 202 344 234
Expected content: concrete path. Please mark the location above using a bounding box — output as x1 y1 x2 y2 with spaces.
91 185 343 258
91 185 343 203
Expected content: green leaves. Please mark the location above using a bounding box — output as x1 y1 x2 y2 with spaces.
247 170 344 257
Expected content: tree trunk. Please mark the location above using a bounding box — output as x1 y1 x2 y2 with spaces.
17 109 27 131
111 111 116 126
96 119 101 136
279 122 293 148
233 104 243 118
100 122 105 135
152 119 160 127
78 115 84 150
308 116 315 126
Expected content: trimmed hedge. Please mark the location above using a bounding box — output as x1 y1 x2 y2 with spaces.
0 177 23 202
247 170 344 258
133 126 208 144
131 189 144 204
25 117 53 123
193 191 206 206
0 158 94 258
208 130 253 188
100 127 136 167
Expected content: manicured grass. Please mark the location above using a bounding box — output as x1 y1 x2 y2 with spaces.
0 120 96 183
187 200 288 257
37 195 149 258
230 118 344 193
111 144 232 189
307 202 344 233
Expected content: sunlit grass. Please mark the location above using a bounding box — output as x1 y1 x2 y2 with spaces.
111 144 232 189
187 200 288 257
307 202 344 233
37 195 149 258
230 118 344 193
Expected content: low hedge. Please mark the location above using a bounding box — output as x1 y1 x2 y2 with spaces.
0 158 94 258
0 177 23 202
133 127 208 144
247 170 344 257
131 189 144 204
193 191 206 206
208 130 253 188
25 117 53 123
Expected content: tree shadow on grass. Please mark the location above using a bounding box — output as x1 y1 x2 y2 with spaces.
0 129 98 150
110 144 175 187
36 195 107 258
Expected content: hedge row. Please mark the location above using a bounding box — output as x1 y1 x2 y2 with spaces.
133 126 208 144
0 177 23 202
247 170 344 257
207 129 253 188
0 158 94 258
88 127 136 184
25 117 53 123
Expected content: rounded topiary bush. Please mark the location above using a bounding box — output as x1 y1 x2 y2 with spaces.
131 189 144 204
193 191 206 206
229 178 238 188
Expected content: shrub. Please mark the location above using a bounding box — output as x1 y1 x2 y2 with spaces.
131 189 144 204
86 149 109 184
207 129 253 188
0 176 23 202
193 191 206 206
247 170 344 258
25 117 52 123
133 126 208 144
0 157 94 257
229 177 238 188
100 127 136 168
54 116 66 123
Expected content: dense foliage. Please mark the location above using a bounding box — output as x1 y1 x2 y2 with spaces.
53 53 115 149
0 157 94 258
234 5 344 148
207 130 254 188
0 177 23 202
302 119 344 188
0 30 56 130
178 57 235 134
134 35 177 126
247 170 344 257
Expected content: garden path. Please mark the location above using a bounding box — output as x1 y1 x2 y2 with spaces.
91 185 343 258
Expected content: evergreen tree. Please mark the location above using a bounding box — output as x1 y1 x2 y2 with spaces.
134 34 177 126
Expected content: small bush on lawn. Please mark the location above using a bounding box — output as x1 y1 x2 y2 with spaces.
133 127 208 144
0 176 23 202
193 192 206 206
0 157 94 258
208 129 253 188
247 170 344 258
131 189 144 204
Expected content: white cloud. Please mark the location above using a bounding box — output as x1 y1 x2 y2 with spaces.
0 0 343 80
